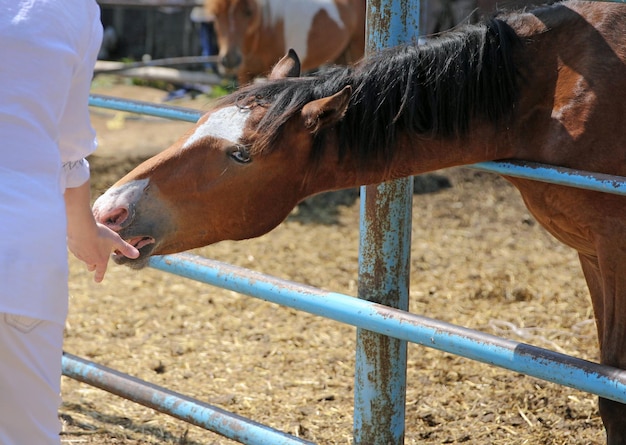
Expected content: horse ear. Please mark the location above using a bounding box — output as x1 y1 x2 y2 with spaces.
269 49 301 79
301 86 352 133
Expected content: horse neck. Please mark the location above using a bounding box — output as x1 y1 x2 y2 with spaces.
305 122 514 195
306 13 562 192
244 0 282 54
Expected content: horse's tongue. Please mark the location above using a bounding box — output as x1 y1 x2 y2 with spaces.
124 236 155 251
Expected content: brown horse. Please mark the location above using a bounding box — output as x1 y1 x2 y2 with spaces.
94 1 626 442
204 0 365 84
423 0 559 34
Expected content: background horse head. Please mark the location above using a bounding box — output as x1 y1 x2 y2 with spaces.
204 0 365 84
94 2 626 442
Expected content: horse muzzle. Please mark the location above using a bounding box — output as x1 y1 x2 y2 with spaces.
93 178 174 268
220 50 242 71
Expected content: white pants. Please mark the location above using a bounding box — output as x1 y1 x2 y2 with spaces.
0 313 63 445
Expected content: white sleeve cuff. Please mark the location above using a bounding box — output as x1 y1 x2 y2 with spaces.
62 158 90 189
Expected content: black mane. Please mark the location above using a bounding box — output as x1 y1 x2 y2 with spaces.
225 18 521 164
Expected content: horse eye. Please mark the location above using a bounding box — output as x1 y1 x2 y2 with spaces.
230 145 251 164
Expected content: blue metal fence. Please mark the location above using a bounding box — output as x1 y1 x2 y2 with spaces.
63 1 626 443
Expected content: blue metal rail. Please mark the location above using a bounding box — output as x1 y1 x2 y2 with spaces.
89 94 203 123
149 253 626 406
63 250 626 443
62 353 314 445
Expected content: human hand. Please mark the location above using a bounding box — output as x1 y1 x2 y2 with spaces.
68 222 139 283
65 180 140 282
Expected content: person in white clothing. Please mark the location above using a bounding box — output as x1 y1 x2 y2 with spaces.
0 1 139 443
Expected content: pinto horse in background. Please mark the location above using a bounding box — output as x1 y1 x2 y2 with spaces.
203 0 552 85
94 1 626 442
204 0 365 84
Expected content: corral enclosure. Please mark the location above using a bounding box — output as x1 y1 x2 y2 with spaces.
58 80 605 444
97 0 203 60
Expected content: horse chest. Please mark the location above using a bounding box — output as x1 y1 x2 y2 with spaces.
504 177 602 256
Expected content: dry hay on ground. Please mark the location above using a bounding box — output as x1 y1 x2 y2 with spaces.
62 167 603 445
60 83 604 444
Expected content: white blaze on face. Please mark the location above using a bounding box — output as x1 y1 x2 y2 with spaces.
183 106 252 148
265 0 344 63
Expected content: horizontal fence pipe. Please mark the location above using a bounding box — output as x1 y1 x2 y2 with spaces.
471 160 626 196
95 55 220 73
94 66 221 85
150 253 626 405
89 94 203 123
61 352 314 445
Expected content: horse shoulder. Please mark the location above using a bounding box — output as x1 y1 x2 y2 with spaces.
507 2 626 173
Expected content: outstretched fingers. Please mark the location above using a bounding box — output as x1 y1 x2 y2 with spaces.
93 225 139 282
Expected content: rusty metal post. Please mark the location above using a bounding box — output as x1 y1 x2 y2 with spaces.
354 1 420 444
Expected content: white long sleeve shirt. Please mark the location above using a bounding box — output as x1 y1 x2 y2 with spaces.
0 0 103 324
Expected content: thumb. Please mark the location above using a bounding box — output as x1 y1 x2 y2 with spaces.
114 238 140 259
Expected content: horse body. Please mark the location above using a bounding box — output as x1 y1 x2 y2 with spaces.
425 0 552 35
204 0 365 83
94 2 626 442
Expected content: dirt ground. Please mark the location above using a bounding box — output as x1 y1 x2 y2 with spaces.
59 79 605 444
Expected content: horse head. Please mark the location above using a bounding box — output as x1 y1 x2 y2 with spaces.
205 0 261 80
93 50 352 268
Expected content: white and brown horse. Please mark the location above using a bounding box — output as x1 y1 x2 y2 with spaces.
95 2 626 442
204 0 366 84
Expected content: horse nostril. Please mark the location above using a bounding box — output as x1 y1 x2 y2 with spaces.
100 206 132 231
221 52 241 70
